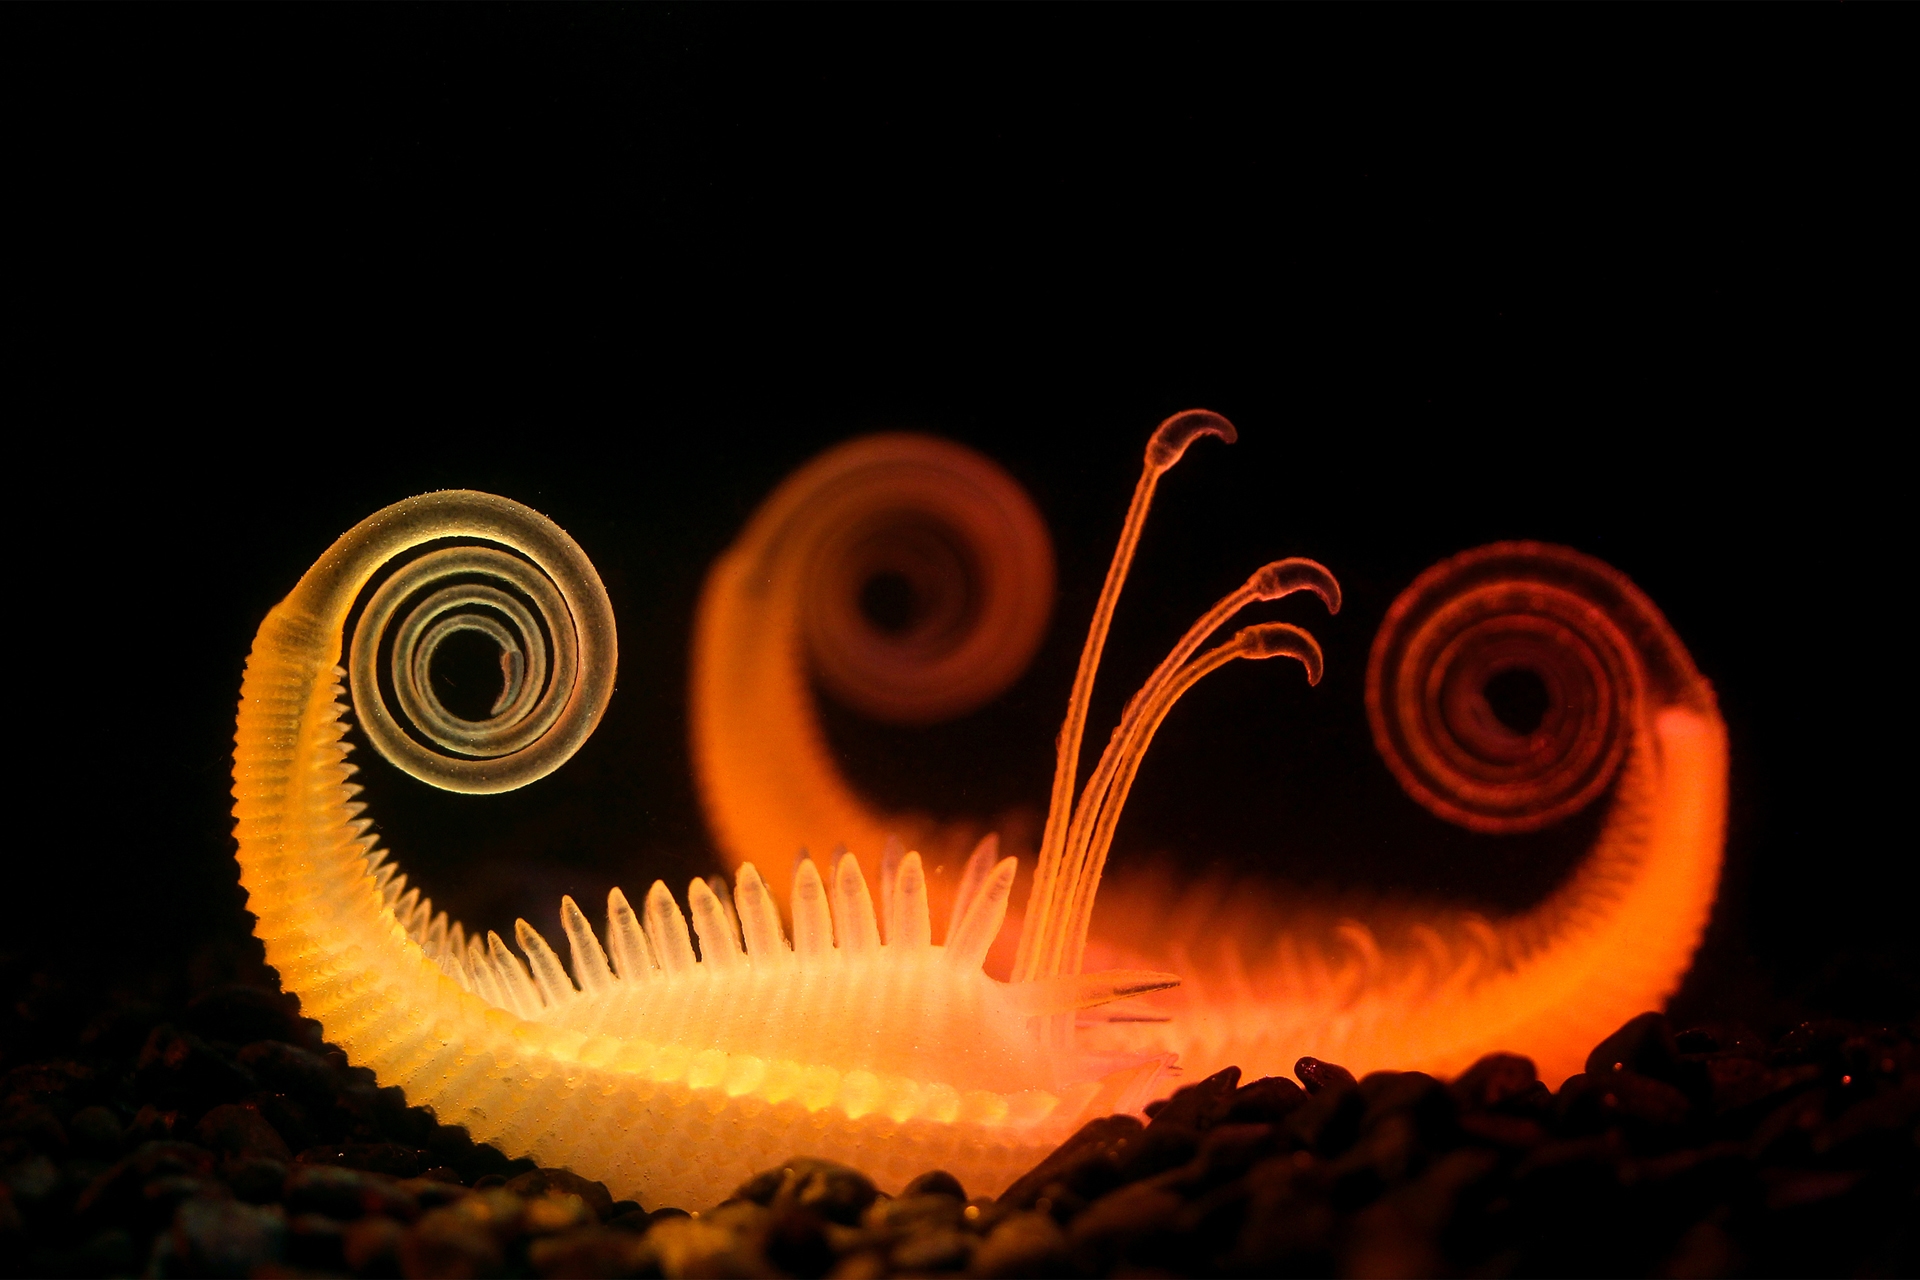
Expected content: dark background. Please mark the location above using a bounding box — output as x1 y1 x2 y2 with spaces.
8 9 1909 1037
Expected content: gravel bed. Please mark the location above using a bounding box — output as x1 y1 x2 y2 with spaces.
2 966 1913 1277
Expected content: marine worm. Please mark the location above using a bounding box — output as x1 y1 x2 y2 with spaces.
690 425 1729 1088
233 412 1341 1206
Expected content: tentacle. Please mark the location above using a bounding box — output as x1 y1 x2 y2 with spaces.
1017 411 1236 979
488 930 541 1016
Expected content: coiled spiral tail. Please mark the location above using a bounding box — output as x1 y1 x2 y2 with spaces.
333 492 617 793
235 489 1166 1208
1366 541 1699 833
784 434 1055 724
691 434 1054 909
1089 542 1725 1088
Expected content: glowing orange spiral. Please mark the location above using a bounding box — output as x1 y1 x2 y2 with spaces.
691 434 1055 922
1365 541 1688 833
1083 540 1726 1088
794 436 1055 725
696 436 1729 1091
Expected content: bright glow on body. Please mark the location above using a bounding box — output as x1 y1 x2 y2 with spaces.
232 411 1726 1214
690 428 1729 1089
232 483 1180 1207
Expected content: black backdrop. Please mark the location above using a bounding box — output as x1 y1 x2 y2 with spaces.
9 8 1909 1034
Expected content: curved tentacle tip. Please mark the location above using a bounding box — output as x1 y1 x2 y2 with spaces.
1145 409 1237 473
1233 622 1325 685
1249 557 1343 615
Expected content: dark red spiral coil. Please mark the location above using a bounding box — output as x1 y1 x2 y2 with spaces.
1366 542 1698 834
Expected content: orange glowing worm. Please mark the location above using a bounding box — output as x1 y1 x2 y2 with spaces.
232 412 1723 1213
689 433 1057 935
692 417 1728 1089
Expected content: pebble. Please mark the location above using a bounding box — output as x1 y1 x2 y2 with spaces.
3 953 1915 1278
147 1195 287 1277
503 1165 615 1219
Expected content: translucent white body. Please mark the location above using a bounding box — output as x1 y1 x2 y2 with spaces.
232 492 1166 1208
235 414 1728 1213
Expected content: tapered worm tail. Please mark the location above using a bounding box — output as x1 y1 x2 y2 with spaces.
233 492 615 1178
1366 541 1713 834
1223 541 1726 1084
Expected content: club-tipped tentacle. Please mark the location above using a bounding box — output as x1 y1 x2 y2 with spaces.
1017 412 1238 980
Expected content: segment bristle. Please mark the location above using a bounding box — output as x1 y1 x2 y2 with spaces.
792 858 833 960
687 878 745 971
377 840 1021 1023
879 836 904 942
948 834 1000 941
516 918 574 1007
831 851 881 954
605 888 654 981
891 852 932 951
424 910 448 958
560 896 613 994
947 857 1019 971
705 876 744 952
645 881 698 975
733 864 789 964
488 930 541 1016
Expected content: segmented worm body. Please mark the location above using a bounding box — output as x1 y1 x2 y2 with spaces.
692 426 1728 1088
234 411 1725 1211
1081 543 1727 1087
233 416 1312 1207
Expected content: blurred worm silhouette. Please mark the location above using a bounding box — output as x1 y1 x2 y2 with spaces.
690 418 1727 1088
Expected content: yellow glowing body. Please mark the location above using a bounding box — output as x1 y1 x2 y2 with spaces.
233 412 1725 1217
233 493 1168 1209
